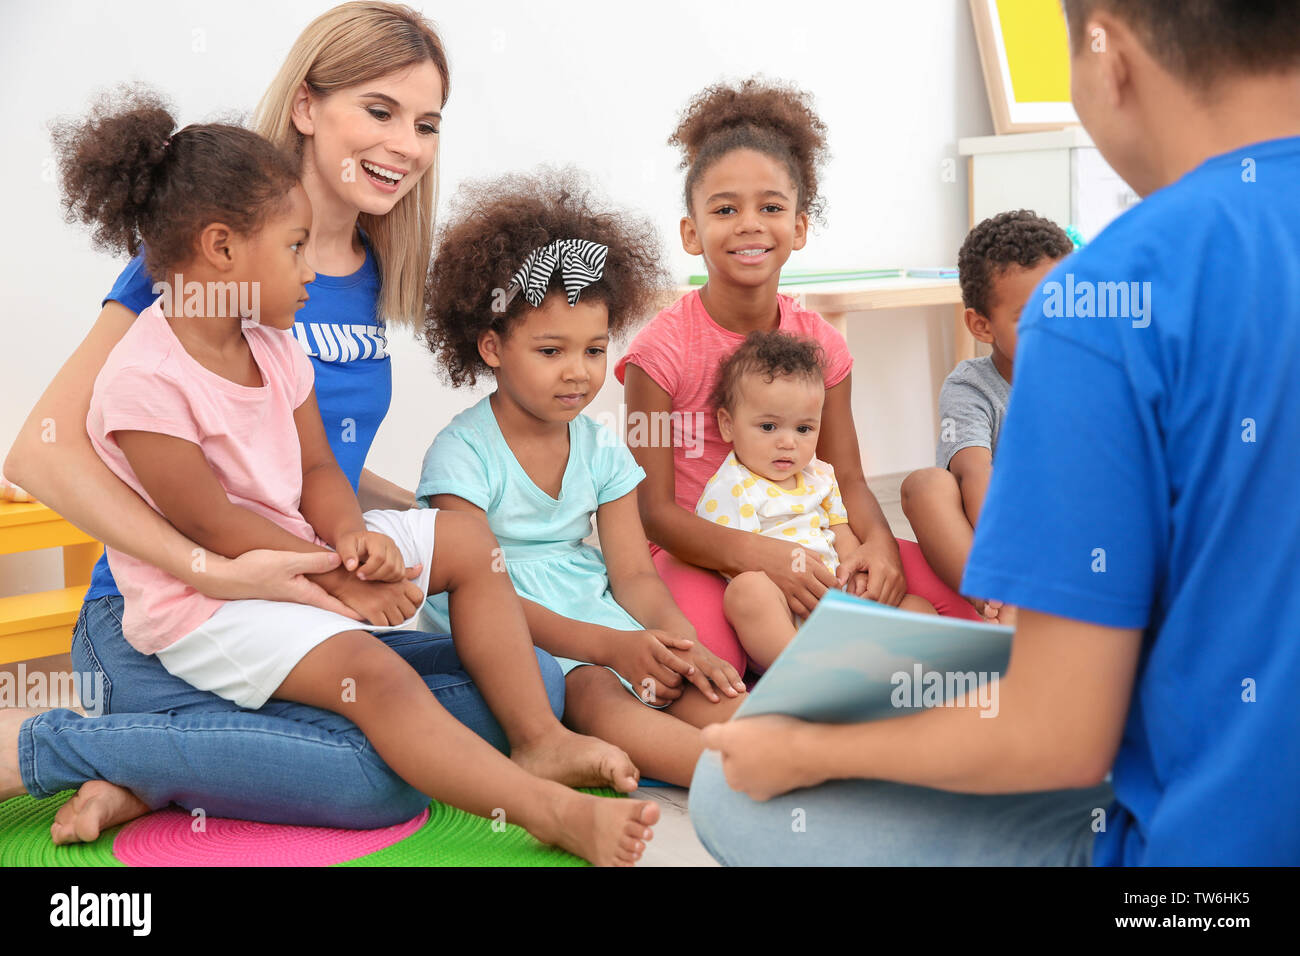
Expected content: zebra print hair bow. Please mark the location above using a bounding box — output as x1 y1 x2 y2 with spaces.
507 238 609 308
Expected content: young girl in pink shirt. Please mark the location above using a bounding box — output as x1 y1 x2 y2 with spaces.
56 90 656 866
617 78 980 674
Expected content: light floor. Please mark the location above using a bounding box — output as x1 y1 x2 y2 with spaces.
3 472 917 867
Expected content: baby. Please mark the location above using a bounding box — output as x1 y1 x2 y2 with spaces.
696 331 933 670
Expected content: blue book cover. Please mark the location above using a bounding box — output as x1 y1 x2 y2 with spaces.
736 590 1012 723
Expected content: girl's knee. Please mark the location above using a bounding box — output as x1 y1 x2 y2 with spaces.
900 467 957 513
429 509 503 590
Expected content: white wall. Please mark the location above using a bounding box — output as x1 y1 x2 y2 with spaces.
0 0 993 594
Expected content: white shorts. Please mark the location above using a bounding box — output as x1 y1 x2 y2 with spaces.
156 508 439 710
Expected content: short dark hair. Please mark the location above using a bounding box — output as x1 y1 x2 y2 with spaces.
709 331 826 414
957 210 1073 317
1061 0 1300 88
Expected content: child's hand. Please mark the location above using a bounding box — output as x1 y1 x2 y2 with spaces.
837 535 907 606
609 629 695 705
336 530 415 583
982 599 1017 628
325 572 424 627
847 570 871 598
679 641 747 703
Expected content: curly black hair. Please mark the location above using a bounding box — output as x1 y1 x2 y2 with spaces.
957 210 1073 317
51 84 300 278
709 330 826 414
424 167 670 388
669 77 830 224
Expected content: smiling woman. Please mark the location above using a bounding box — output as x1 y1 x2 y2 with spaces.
2 2 585 850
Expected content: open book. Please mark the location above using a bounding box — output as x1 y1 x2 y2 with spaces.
736 589 1013 723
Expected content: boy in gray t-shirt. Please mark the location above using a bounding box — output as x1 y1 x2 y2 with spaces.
902 210 1072 625
936 354 1010 469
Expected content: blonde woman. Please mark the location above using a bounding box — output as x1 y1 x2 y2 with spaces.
1 2 652 859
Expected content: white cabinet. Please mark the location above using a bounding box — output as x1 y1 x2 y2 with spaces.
958 128 1140 239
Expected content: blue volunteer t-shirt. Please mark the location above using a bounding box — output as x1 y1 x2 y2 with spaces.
964 136 1300 865
84 234 392 601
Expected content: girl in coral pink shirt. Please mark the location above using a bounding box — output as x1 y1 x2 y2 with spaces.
617 78 979 674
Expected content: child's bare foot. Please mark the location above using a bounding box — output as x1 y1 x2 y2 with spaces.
0 708 40 801
512 727 640 793
50 780 151 845
532 791 659 867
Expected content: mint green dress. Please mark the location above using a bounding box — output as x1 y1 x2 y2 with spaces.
416 395 656 703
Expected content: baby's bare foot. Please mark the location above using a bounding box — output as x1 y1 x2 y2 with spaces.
0 708 42 801
512 727 640 793
50 780 150 845
536 792 659 867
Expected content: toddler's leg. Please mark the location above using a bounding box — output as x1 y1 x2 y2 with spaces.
900 468 976 599
722 571 797 672
421 510 639 793
274 630 658 867
562 665 744 788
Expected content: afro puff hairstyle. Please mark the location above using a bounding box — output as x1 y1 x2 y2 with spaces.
669 76 830 224
424 167 669 388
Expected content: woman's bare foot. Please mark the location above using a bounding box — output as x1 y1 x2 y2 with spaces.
50 780 151 845
530 790 659 867
511 727 640 793
0 707 40 801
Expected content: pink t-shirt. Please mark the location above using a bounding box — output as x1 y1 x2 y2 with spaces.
87 298 320 654
614 289 853 515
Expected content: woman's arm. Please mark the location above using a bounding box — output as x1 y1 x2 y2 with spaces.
623 363 839 615
358 467 415 511
817 374 907 605
703 610 1142 799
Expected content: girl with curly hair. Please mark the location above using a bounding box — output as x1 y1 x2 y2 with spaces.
0 93 658 867
421 169 748 787
3 4 642 857
616 77 978 678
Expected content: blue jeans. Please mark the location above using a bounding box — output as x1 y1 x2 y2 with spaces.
689 751 1113 866
17 595 566 829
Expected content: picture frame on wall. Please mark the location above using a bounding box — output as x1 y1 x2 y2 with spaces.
970 0 1081 135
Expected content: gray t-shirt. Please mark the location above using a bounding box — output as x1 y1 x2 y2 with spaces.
935 355 1011 469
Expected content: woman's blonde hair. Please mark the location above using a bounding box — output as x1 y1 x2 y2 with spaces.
253 2 450 329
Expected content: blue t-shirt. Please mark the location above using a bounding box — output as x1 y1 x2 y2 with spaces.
85 235 392 601
964 136 1300 865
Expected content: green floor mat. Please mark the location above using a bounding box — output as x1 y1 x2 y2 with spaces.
0 791 125 867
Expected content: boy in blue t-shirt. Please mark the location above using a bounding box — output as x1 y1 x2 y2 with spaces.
695 0 1300 865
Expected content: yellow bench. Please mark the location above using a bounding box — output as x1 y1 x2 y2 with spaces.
0 502 102 665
